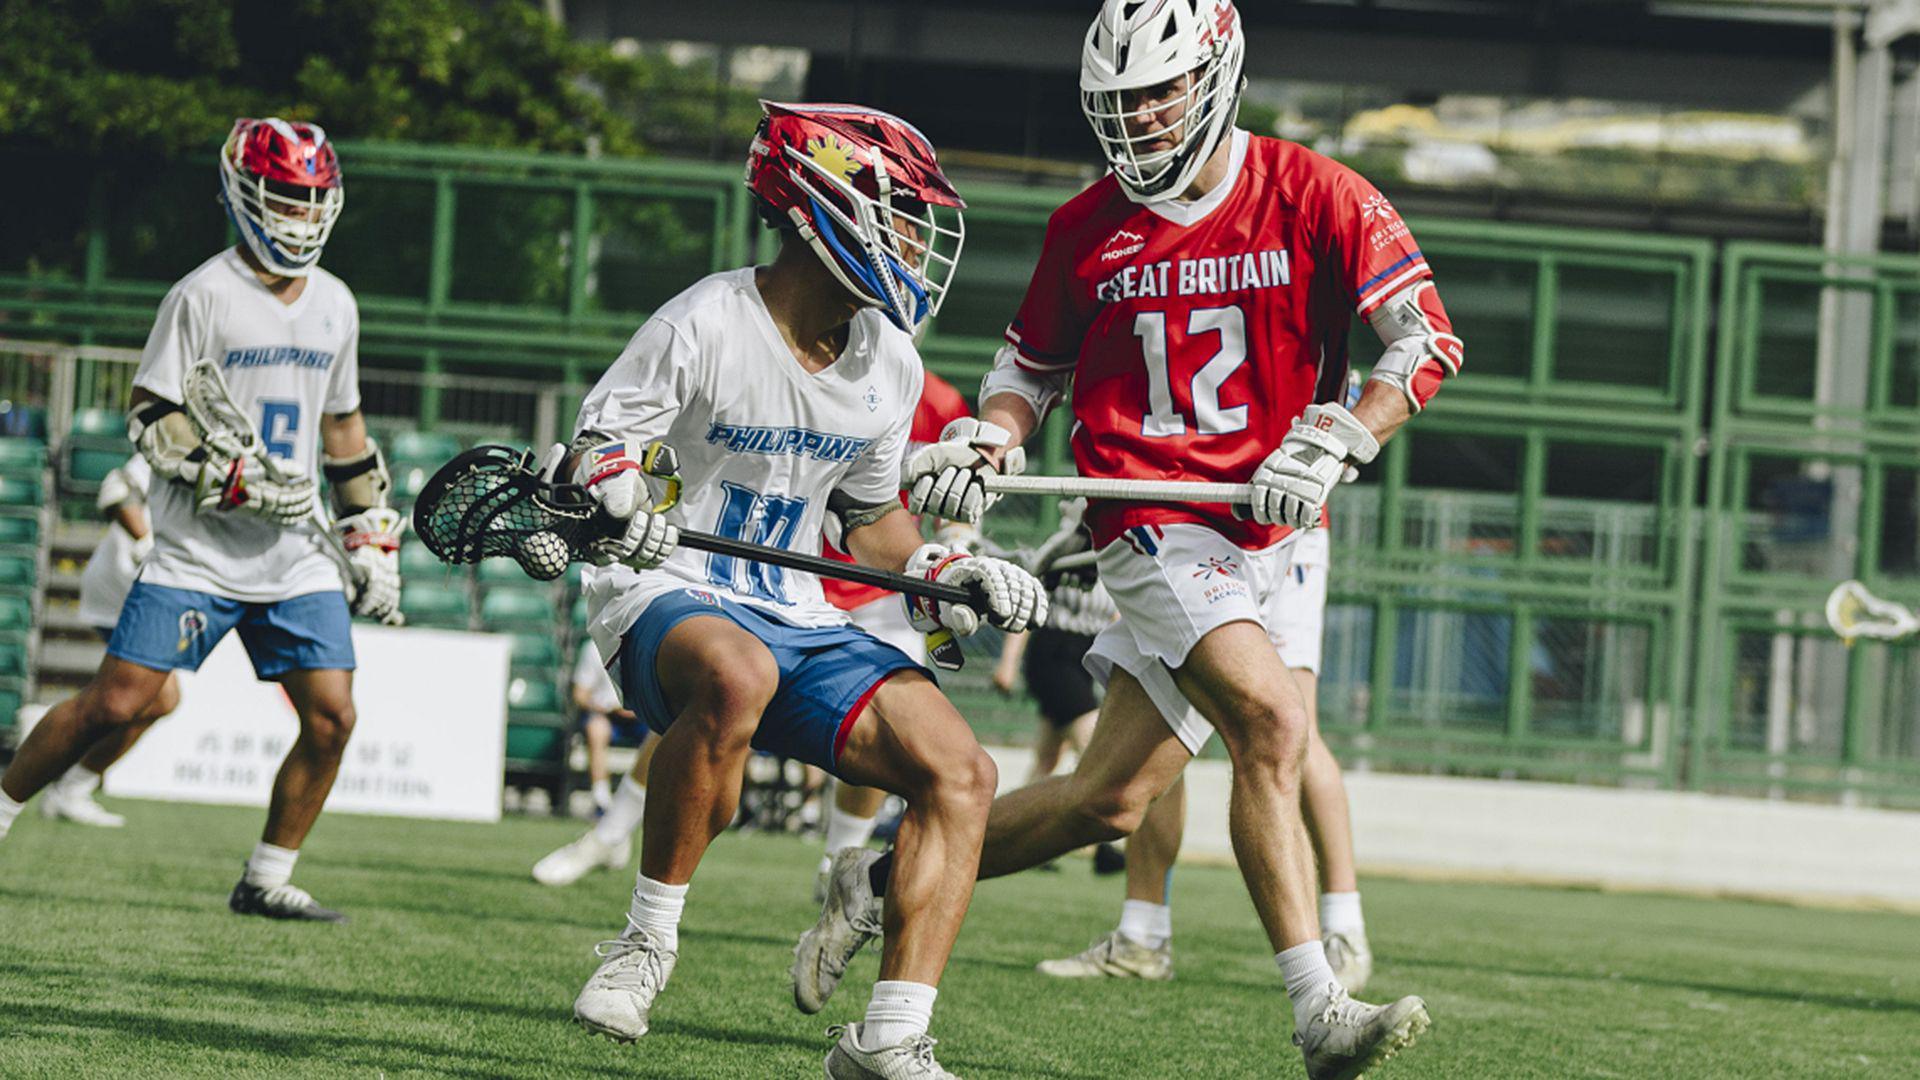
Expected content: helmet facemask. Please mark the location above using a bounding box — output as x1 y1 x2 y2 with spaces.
218 119 344 277
783 139 965 334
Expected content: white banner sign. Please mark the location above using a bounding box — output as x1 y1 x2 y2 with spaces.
105 626 511 822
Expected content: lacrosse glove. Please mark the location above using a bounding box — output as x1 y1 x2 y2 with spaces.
903 543 1048 637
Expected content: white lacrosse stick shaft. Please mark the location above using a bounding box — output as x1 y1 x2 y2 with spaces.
181 359 366 591
982 474 1252 504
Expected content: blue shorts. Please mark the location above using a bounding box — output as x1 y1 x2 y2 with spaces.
107 582 356 679
613 588 929 773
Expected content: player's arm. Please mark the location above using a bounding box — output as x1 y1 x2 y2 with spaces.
839 501 1046 635
126 385 307 522
96 460 153 563
319 409 403 624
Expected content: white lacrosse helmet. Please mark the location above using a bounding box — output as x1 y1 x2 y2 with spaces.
217 117 345 277
1080 0 1247 203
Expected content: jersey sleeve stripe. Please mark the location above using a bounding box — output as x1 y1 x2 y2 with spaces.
1004 327 1077 372
1355 260 1432 316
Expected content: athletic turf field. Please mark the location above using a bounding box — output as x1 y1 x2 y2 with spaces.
1 800 1914 1079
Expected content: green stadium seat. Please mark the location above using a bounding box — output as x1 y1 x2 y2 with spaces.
400 541 458 578
504 721 568 764
571 594 589 629
66 448 128 487
507 632 561 671
0 641 25 678
0 404 47 442
0 475 44 510
507 675 564 714
399 583 470 629
387 431 463 464
0 438 47 472
0 554 34 591
478 557 542 586
0 595 29 631
68 408 124 438
480 587 559 628
0 516 37 550
0 686 20 733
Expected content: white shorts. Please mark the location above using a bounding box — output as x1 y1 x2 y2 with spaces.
1084 523 1299 754
847 595 926 665
1273 527 1329 675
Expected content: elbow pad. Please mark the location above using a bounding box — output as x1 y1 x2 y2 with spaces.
128 399 209 487
1365 279 1463 413
323 438 393 516
979 344 1069 427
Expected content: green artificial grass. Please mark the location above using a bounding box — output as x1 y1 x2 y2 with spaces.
1 799 1916 1078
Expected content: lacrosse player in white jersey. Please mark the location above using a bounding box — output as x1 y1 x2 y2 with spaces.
0 118 403 924
560 101 1043 1078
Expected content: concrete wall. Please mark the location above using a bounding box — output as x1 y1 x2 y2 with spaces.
983 747 1920 911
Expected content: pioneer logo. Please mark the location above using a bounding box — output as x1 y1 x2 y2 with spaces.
1101 228 1147 262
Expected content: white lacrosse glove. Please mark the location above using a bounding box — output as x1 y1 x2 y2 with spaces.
339 509 404 625
194 456 317 526
1048 578 1117 637
1027 497 1091 576
565 439 679 570
903 543 1047 637
130 533 154 566
1250 404 1380 529
904 419 1028 525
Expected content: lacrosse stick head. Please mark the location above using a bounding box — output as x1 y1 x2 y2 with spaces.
182 359 269 464
1825 579 1919 643
411 445 614 581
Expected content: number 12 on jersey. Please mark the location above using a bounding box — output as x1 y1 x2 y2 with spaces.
1135 305 1248 438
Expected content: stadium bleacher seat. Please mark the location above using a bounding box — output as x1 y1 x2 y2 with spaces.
571 593 589 630
0 475 45 512
0 516 38 553
507 632 561 672
62 408 131 497
0 640 25 679
398 583 471 629
0 594 29 633
387 431 463 464
0 554 34 592
480 587 559 629
0 403 47 442
0 686 20 735
478 557 539 587
507 675 564 714
0 438 47 472
400 541 459 579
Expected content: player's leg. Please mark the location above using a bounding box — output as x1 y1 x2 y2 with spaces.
0 657 171 838
1296 669 1371 993
534 724 652 887
576 610 778 1041
818 781 888 900
227 590 358 923
1038 770 1183 980
584 712 614 812
42 673 178 829
1026 720 1068 782
814 671 995 1073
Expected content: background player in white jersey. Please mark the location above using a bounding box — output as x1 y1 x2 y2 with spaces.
0 118 403 924
1038 526 1375 991
810 4 1460 1077
561 102 1043 1078
36 456 171 827
529 641 659 886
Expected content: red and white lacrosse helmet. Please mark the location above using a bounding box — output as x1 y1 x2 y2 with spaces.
1081 0 1246 203
218 117 345 277
745 101 966 334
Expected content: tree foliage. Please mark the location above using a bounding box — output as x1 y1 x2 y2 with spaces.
0 0 660 156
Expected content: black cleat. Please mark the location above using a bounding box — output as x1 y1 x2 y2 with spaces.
229 878 348 923
1092 842 1127 876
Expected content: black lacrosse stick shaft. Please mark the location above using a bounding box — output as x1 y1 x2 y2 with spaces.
675 529 984 610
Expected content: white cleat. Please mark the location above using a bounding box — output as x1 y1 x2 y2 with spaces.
1324 931 1373 995
1036 930 1173 980
40 790 126 828
793 847 884 1014
532 829 629 887
574 927 677 1042
824 1022 959 1079
1295 982 1429 1080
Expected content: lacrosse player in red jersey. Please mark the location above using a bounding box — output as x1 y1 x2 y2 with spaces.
0 118 402 924
803 3 1460 1075
559 102 1043 1077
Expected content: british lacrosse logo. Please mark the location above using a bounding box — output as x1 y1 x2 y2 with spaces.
1360 193 1397 222
1192 555 1240 580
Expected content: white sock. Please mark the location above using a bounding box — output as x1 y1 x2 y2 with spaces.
245 842 300 889
1319 891 1366 939
626 874 688 952
823 803 878 856
593 774 646 847
1117 899 1172 948
590 778 612 810
0 791 23 840
1276 941 1341 1031
54 764 102 799
861 980 937 1047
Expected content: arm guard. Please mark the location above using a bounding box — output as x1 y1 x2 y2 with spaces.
128 399 211 488
980 344 1071 428
827 488 901 537
1365 278 1464 413
323 438 392 517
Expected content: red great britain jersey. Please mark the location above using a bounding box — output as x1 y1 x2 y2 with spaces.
823 369 971 610
1006 131 1440 550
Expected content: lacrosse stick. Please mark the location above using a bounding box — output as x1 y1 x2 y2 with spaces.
180 359 368 597
982 474 1253 505
1824 580 1920 643
410 445 993 670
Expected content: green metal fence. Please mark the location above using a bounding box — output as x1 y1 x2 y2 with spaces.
3 141 1915 805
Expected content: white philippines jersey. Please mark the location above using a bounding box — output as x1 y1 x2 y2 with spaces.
577 268 923 666
131 248 362 602
77 455 153 630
